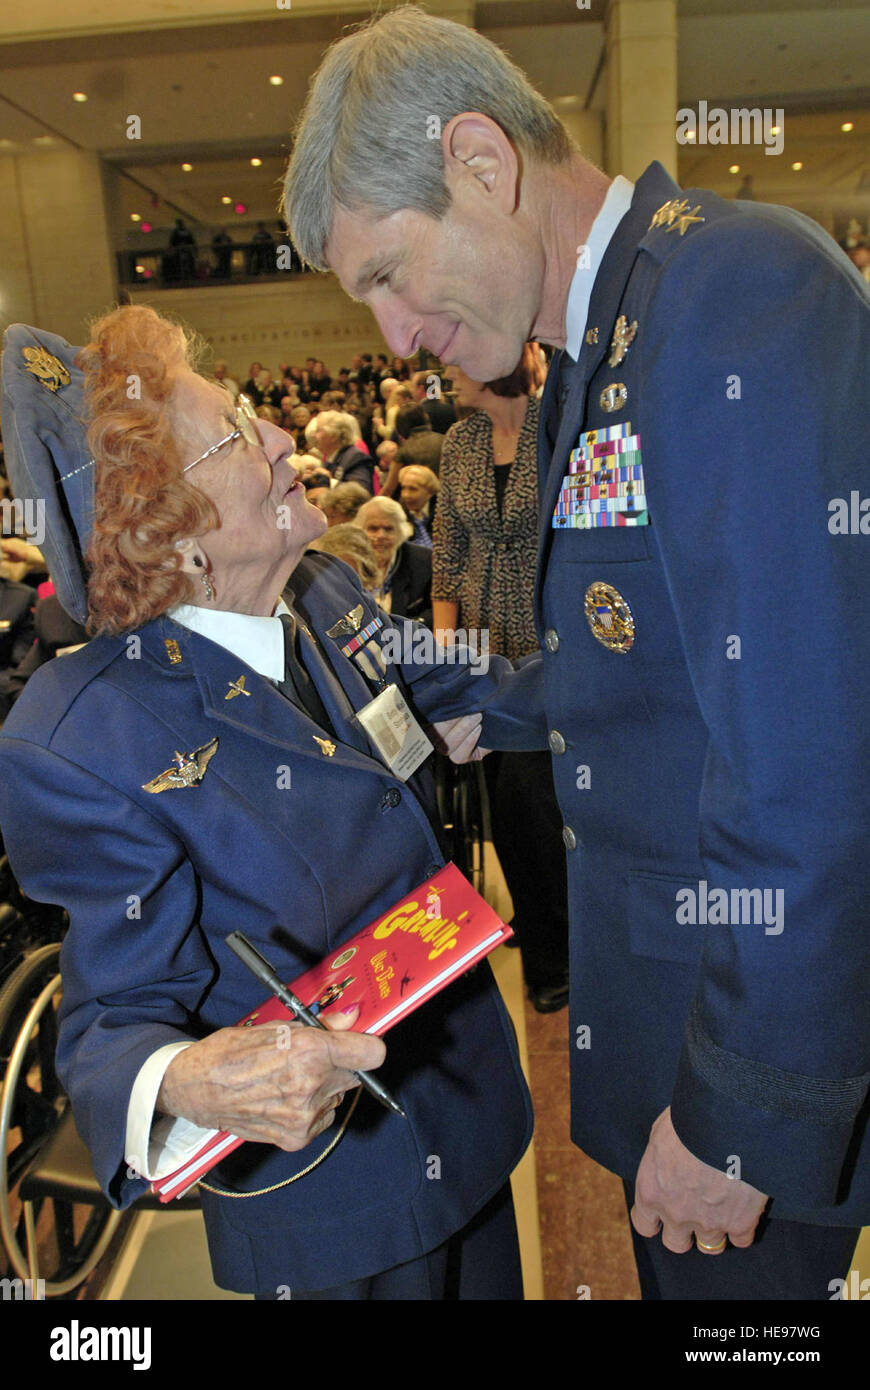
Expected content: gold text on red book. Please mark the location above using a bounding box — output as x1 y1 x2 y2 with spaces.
373 901 470 960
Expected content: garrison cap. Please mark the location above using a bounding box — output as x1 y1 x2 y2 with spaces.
1 324 94 625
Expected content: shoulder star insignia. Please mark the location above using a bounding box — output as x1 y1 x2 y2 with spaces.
313 736 336 757
608 315 638 367
672 203 705 235
225 674 252 699
21 345 71 393
142 737 219 793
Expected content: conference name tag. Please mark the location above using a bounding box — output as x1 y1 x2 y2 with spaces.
355 683 433 781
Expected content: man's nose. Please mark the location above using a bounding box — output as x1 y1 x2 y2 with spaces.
373 298 424 359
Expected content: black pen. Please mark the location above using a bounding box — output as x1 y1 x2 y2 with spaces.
225 931 407 1119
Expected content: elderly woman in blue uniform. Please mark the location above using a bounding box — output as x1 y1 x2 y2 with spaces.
0 306 534 1300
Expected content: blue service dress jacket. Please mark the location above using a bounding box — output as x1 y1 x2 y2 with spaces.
480 161 870 1226
0 552 533 1293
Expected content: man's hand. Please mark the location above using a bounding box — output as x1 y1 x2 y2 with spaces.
157 1007 385 1151
430 712 489 764
631 1107 768 1254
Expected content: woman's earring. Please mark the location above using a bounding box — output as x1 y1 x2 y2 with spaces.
192 554 215 602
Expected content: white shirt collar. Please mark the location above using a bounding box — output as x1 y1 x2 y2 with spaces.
169 598 290 682
564 174 635 361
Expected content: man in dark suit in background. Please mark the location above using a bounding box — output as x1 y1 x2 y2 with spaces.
395 405 444 476
0 575 35 719
411 370 457 435
284 5 870 1300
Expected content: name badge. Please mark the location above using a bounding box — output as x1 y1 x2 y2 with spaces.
354 683 433 782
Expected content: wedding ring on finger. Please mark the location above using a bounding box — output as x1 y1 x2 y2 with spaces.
696 1235 727 1255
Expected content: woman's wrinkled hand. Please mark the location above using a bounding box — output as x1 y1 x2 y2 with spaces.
157 1007 385 1150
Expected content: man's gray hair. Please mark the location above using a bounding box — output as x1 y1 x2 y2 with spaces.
282 4 573 270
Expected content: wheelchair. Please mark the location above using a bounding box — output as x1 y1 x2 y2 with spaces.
433 754 487 896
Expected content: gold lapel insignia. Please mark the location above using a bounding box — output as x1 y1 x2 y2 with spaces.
313 735 336 757
599 382 628 413
164 638 183 665
142 737 219 793
585 326 599 346
326 605 365 639
608 315 638 367
22 345 71 393
225 674 252 700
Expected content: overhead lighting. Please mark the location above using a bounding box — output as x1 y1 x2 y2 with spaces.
130 213 142 222
221 195 232 205
841 121 854 132
135 264 145 274
181 162 193 172
685 130 696 142
770 125 781 136
791 161 803 171
250 157 262 168
269 75 283 86
72 92 88 103
729 164 740 174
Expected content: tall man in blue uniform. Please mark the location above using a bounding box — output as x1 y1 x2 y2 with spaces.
283 7 870 1299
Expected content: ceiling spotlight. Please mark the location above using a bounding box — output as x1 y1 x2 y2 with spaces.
72 92 88 103
250 157 262 168
841 121 854 132
729 164 740 174
130 213 142 222
791 161 803 171
685 130 696 142
770 125 781 136
181 162 193 172
221 195 232 205
269 75 283 86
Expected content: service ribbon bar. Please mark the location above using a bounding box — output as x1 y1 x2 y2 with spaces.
577 422 633 448
553 510 649 529
341 615 384 658
570 432 642 465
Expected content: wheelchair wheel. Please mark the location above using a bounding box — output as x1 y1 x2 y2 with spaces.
0 945 121 1296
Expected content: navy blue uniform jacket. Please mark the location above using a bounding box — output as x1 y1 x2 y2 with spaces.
0 553 532 1293
481 162 870 1226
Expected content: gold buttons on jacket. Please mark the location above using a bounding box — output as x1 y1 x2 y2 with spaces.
584 582 636 653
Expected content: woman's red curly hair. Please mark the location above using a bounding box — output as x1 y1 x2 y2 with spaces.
79 304 220 635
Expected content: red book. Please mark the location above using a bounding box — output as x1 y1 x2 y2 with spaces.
149 863 512 1201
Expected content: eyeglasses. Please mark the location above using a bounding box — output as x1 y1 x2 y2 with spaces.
183 394 263 473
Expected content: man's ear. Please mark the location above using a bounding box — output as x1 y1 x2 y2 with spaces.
442 112 520 214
